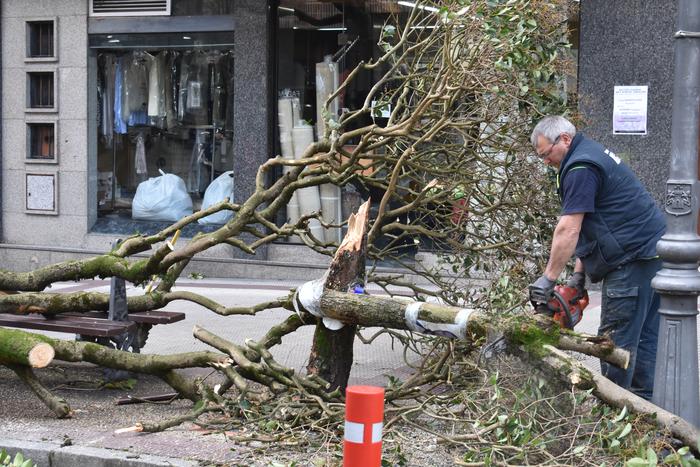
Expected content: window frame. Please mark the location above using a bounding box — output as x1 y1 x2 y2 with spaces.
25 69 58 113
25 120 58 164
25 17 58 63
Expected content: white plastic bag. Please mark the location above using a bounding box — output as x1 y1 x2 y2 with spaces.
132 170 193 222
198 171 235 225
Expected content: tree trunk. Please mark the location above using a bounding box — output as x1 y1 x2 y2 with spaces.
307 200 370 391
0 327 55 368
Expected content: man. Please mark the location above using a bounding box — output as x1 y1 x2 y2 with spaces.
528 115 666 400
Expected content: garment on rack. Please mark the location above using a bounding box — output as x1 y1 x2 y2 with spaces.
122 52 149 121
187 129 212 194
101 55 116 146
135 132 148 175
114 55 128 135
211 57 226 127
147 52 167 118
164 51 177 129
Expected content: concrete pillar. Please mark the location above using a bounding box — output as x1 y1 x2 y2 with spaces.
233 0 273 204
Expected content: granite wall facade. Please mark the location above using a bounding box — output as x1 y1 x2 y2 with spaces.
0 0 274 276
578 0 676 203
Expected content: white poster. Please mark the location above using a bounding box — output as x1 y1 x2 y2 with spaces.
613 85 648 135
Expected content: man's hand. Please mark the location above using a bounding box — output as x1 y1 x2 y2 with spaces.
529 275 555 305
566 271 586 299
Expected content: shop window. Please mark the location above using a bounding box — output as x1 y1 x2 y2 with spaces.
275 1 401 244
91 32 234 221
26 122 56 162
27 72 56 110
26 20 56 60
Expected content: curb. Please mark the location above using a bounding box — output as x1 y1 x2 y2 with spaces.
0 438 197 467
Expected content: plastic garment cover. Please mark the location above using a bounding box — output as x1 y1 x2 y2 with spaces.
187 129 211 193
132 170 193 222
122 53 149 121
147 52 167 118
114 56 128 134
164 51 177 129
135 132 148 175
198 171 234 225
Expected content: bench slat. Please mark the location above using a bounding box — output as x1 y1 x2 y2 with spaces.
63 310 186 325
0 313 136 337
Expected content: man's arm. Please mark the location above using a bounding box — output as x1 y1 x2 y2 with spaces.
543 213 584 281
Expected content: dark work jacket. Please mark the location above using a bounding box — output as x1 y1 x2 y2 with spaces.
557 134 666 282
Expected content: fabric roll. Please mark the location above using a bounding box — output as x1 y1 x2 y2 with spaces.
315 56 340 139
320 184 342 243
292 124 324 242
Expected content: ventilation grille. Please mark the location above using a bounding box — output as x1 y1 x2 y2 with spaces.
90 0 171 17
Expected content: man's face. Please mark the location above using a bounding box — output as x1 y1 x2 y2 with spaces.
535 134 571 168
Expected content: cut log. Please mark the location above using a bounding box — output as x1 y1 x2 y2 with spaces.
0 327 55 368
307 200 370 391
310 291 630 368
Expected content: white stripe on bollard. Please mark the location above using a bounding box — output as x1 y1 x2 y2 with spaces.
344 420 364 443
371 422 383 443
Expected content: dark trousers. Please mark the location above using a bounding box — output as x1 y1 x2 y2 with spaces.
598 258 662 400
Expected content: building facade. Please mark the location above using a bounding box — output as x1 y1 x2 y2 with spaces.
0 0 674 279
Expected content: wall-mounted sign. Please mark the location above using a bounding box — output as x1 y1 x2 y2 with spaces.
613 85 648 135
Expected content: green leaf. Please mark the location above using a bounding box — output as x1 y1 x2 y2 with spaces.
646 447 657 465
572 445 586 455
613 406 628 423
625 459 650 467
12 454 23 467
617 423 632 440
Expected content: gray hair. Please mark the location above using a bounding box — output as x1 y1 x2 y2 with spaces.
530 116 576 147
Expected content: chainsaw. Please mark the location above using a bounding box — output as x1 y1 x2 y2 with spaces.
529 284 589 329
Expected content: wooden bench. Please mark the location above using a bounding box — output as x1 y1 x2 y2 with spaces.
0 276 185 352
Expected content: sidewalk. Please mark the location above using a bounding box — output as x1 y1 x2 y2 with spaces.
0 278 421 466
1 281 696 466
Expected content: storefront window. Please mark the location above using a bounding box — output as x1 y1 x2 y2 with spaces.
275 1 404 243
92 32 234 222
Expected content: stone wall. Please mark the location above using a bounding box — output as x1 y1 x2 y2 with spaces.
578 0 676 202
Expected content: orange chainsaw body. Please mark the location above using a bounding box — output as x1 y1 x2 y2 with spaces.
548 284 588 329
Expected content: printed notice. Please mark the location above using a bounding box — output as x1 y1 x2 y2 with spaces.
613 85 648 135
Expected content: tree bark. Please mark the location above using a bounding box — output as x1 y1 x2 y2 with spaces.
6 363 71 418
539 345 700 455
307 200 370 391
0 327 55 368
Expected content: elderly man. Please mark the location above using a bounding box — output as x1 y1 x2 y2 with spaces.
528 115 666 400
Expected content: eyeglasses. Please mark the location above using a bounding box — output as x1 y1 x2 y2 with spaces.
538 135 561 160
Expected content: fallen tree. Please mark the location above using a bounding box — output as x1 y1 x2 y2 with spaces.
1 1 695 465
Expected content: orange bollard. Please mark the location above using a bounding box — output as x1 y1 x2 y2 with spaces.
343 385 385 467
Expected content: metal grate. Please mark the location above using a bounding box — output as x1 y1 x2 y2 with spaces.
90 0 171 16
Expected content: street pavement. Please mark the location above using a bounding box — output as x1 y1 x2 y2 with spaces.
1 278 696 466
